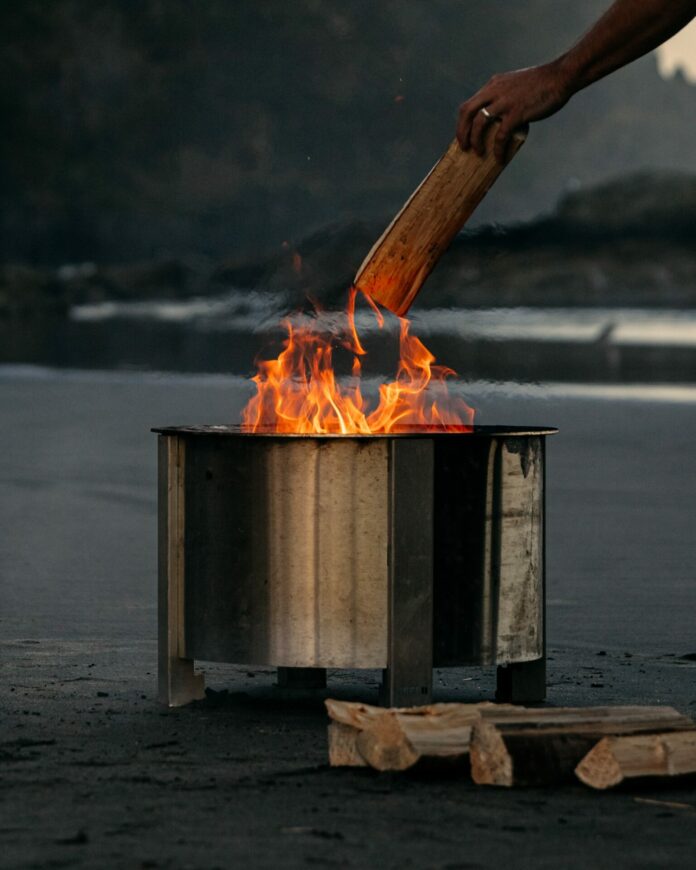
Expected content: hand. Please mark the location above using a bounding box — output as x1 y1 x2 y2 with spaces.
456 60 573 162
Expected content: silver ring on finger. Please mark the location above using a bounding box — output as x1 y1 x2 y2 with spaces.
480 107 496 120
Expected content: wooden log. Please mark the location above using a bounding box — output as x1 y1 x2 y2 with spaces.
356 712 420 772
468 720 512 786
468 705 693 732
326 700 694 778
470 706 694 787
327 722 368 768
353 122 526 317
325 699 506 771
575 731 696 790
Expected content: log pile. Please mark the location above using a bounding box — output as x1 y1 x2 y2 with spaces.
326 699 510 772
326 699 696 789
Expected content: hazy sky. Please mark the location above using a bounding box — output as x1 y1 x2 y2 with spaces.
656 17 696 82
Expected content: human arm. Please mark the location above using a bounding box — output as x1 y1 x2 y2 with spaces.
457 0 696 162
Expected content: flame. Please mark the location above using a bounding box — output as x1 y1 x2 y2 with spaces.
241 287 474 434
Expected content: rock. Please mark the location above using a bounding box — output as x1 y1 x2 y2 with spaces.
553 171 696 240
212 172 696 309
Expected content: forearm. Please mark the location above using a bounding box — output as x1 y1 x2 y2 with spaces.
557 0 696 94
457 0 696 161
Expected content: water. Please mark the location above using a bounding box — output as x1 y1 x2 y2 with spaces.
4 289 696 383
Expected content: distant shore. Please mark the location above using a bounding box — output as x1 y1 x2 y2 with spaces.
2 170 696 320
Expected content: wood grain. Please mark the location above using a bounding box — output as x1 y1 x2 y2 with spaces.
354 123 526 316
326 700 694 781
325 699 505 771
576 731 696 790
470 707 694 787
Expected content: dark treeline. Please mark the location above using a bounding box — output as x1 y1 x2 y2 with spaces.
2 0 695 266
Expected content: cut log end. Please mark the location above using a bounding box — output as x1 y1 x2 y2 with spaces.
470 721 513 787
326 700 696 785
575 737 625 790
356 713 420 772
575 731 696 790
327 721 368 768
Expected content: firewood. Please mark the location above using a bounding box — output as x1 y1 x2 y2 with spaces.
325 699 506 771
353 122 526 316
355 712 420 772
326 700 694 779
470 707 694 787
575 731 696 790
327 722 368 768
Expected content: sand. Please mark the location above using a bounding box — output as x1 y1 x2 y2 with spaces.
2 367 696 868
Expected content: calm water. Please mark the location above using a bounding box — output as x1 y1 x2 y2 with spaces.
4 290 696 383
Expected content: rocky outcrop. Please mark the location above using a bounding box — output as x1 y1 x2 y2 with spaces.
215 171 696 308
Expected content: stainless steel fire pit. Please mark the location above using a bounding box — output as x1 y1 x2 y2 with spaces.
153 425 556 707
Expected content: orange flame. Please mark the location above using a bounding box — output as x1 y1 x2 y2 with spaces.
241 288 474 434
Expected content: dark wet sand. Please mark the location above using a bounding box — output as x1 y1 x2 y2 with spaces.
2 370 696 869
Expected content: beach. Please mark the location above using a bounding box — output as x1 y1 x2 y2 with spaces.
2 366 696 868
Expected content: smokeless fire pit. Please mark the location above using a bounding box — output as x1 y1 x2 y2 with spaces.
153 425 556 707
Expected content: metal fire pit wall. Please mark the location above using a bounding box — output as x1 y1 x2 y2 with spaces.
153 425 556 708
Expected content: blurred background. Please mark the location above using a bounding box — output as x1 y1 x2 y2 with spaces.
2 0 696 383
4 8 696 864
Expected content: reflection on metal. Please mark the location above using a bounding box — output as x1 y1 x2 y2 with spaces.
157 436 205 707
154 425 555 706
381 438 434 707
181 437 389 670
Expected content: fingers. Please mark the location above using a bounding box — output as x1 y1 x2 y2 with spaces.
458 66 543 161
456 95 488 150
460 98 526 164
458 90 508 157
493 117 515 164
469 107 495 156
493 118 528 164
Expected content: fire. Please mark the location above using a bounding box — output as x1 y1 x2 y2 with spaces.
241 287 474 434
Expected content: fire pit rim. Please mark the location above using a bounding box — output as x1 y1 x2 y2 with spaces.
152 424 558 439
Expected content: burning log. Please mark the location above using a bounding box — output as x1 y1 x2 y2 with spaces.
469 706 694 787
575 731 696 790
241 286 475 435
353 122 526 316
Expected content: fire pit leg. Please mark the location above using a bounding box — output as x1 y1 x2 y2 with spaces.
495 658 546 704
158 436 205 707
276 667 327 695
380 440 434 708
495 435 547 705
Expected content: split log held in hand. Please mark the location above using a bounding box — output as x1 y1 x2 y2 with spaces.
353 122 526 316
